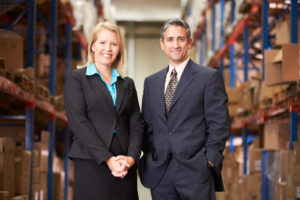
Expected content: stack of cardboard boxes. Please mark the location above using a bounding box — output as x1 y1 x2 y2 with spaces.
286 142 300 200
32 131 49 200
0 138 15 198
265 16 300 85
0 130 74 200
219 151 239 200
247 141 262 200
0 137 31 200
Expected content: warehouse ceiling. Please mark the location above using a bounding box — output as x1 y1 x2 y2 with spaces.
112 0 184 22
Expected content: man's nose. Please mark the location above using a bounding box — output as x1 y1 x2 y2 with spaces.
172 40 179 48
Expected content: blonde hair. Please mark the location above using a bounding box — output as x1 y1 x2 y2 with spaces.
87 21 125 76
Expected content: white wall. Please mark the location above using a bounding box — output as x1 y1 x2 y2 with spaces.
122 23 169 105
134 37 169 104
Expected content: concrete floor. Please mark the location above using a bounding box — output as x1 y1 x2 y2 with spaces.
137 177 152 200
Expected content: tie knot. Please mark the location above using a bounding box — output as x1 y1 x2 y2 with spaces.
171 69 177 77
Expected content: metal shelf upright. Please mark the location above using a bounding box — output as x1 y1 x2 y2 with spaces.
229 0 235 88
243 20 249 82
0 1 82 199
47 0 58 199
290 0 298 44
289 105 298 150
219 0 225 76
262 0 269 81
63 21 72 200
242 124 248 175
261 1 270 199
211 0 216 53
288 0 299 152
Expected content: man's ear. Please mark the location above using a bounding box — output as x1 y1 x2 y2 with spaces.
160 39 165 51
188 38 193 48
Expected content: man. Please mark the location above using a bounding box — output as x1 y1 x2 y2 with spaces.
138 18 231 200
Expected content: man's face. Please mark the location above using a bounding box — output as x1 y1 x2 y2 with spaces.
160 25 192 66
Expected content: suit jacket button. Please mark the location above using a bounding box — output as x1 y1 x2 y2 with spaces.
169 132 172 135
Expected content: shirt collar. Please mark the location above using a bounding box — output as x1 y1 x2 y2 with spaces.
168 57 190 81
85 63 98 76
85 63 122 83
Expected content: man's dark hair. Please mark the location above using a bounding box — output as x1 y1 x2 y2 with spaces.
160 18 191 41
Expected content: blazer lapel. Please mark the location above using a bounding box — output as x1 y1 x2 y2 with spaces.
90 75 115 111
169 60 195 110
156 67 168 119
116 77 125 114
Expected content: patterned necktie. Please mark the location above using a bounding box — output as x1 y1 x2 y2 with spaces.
164 69 178 116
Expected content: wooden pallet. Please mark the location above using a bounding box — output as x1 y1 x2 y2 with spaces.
14 73 35 93
52 95 64 111
0 57 14 81
35 83 50 102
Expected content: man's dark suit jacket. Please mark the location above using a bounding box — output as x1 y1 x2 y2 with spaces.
139 59 231 192
64 66 143 165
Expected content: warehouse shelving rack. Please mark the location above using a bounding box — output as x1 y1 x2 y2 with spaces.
0 0 102 200
192 0 299 199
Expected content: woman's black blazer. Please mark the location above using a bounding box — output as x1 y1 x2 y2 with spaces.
64 66 143 165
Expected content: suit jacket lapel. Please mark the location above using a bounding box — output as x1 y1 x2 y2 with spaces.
90 75 115 111
116 78 125 114
169 60 195 110
156 67 168 119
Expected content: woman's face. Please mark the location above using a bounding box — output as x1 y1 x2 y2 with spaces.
92 28 120 68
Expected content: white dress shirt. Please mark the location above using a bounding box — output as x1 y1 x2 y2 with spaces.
164 58 190 93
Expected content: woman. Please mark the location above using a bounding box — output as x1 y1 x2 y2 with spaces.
64 21 143 200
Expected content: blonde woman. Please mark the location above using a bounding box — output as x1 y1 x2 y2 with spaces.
64 21 143 200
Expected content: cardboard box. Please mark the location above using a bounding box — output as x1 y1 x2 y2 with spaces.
237 81 255 111
281 44 300 82
266 44 300 85
249 147 262 173
264 120 290 150
32 168 40 185
14 151 31 195
41 131 50 145
32 150 39 168
22 195 29 200
228 176 249 200
226 87 239 103
0 137 16 153
279 150 288 182
258 82 274 108
271 84 290 104
0 137 16 152
0 29 23 72
33 142 49 172
31 184 39 200
68 186 74 200
0 191 9 200
0 152 15 196
275 16 300 45
10 196 24 200
54 173 63 200
228 103 238 117
39 172 47 200
275 182 286 200
265 49 282 85
286 185 300 198
248 173 262 197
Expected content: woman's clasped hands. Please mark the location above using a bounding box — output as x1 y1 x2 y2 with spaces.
106 156 135 178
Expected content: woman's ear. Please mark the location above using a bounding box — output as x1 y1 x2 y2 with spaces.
91 43 94 52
